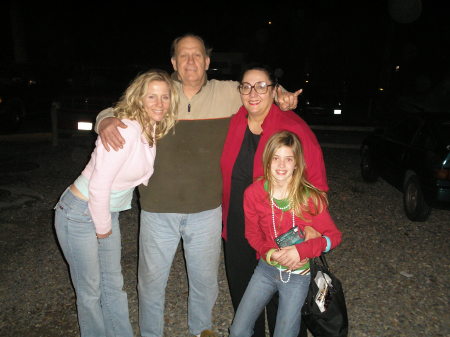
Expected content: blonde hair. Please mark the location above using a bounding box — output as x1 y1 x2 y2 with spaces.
262 131 328 220
113 69 178 146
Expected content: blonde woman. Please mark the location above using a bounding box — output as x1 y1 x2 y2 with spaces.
54 69 178 337
229 131 342 337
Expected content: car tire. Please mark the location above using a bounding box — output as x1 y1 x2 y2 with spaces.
403 175 431 221
360 146 378 182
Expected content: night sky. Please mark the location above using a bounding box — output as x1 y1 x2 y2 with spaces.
2 0 450 105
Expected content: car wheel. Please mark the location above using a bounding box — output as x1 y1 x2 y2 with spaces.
403 175 431 221
360 146 378 182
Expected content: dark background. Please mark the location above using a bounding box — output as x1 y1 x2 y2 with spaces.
1 0 450 126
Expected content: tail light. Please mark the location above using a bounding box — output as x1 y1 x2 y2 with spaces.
435 168 450 180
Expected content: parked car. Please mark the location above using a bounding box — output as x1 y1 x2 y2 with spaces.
299 92 343 123
0 63 56 133
295 81 346 125
360 111 450 221
55 65 160 134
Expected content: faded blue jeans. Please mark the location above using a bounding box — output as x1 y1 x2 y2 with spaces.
229 259 310 337
138 206 222 337
54 188 133 337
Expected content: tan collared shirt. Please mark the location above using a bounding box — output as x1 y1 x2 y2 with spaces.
95 79 242 213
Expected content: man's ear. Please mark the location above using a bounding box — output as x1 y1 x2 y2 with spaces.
272 84 279 99
171 57 177 71
205 56 210 71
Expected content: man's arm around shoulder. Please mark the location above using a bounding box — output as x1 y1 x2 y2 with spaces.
95 107 127 152
95 107 115 134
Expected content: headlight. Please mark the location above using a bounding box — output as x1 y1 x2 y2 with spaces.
78 122 93 131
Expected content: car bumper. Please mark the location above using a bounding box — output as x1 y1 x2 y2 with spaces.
436 186 450 203
426 182 450 209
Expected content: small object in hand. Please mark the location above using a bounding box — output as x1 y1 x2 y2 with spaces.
275 226 303 248
200 330 218 337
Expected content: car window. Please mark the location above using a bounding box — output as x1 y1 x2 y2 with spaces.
434 120 450 144
385 115 421 144
414 124 436 151
413 118 450 151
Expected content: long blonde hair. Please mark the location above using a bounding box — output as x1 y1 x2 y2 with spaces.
113 69 178 146
262 130 328 220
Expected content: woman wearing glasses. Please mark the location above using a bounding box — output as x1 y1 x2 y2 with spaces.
220 64 328 337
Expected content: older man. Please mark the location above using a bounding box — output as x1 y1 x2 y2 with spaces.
95 34 300 337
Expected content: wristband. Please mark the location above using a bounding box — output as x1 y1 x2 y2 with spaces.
323 235 331 253
266 248 278 266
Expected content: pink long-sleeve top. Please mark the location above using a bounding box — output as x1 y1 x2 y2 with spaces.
244 179 342 261
77 119 156 234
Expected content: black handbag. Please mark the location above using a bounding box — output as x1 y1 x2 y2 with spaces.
301 255 348 337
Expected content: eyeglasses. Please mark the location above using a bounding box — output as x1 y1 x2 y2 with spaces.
238 81 276 95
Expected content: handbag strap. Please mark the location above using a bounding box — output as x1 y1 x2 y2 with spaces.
319 254 329 270
310 254 335 289
311 254 329 269
311 254 331 275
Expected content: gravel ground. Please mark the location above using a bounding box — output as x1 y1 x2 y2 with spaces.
0 134 449 337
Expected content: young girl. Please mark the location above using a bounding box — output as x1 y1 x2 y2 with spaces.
229 131 342 337
54 70 178 337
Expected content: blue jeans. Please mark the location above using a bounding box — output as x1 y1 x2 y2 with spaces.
229 259 310 337
138 206 222 337
54 188 133 337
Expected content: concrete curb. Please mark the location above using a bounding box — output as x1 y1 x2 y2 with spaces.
320 142 361 149
0 132 52 142
310 125 375 132
0 126 372 150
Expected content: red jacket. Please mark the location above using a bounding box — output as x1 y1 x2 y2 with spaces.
244 179 342 260
220 104 328 240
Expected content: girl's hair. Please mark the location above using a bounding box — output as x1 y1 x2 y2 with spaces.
262 130 328 220
113 69 178 147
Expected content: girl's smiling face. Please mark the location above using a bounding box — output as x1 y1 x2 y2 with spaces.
270 145 296 186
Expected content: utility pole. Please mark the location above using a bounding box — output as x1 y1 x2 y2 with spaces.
9 0 28 63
